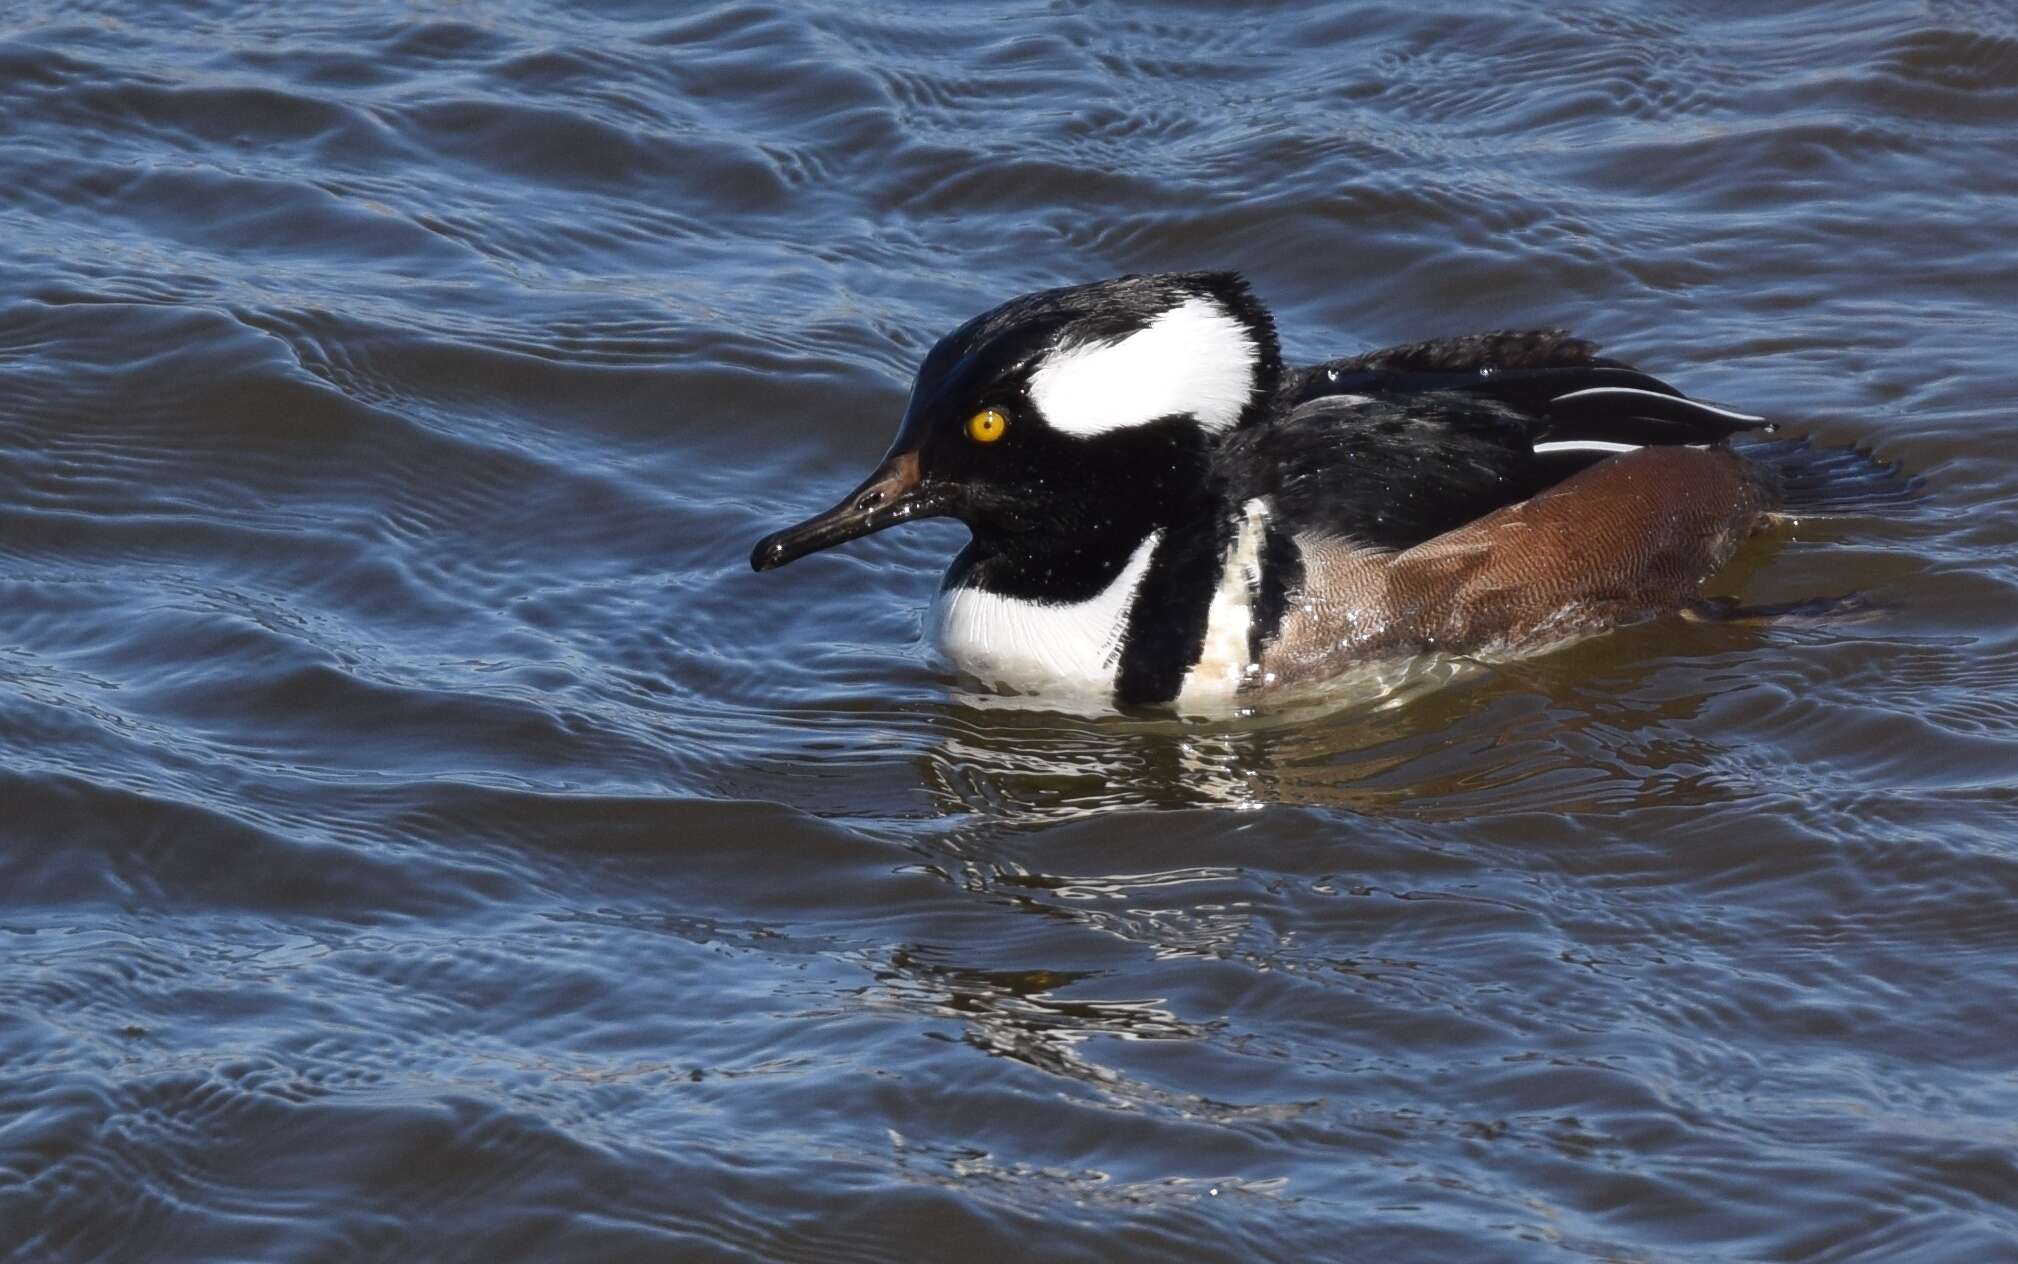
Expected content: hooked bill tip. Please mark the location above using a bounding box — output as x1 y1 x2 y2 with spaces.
750 533 788 572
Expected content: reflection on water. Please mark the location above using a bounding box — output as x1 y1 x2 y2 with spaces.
880 948 1206 1079
916 647 1719 822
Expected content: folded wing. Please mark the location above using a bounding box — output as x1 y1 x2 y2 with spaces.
1230 329 1770 550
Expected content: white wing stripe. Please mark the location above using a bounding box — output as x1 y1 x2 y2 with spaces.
1533 440 1641 455
1550 386 1765 424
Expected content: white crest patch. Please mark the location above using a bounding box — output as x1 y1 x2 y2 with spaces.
937 532 1161 699
1027 297 1257 437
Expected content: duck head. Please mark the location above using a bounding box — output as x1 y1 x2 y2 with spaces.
750 271 1282 594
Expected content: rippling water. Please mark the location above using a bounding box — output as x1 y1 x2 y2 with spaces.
5 2 2017 1259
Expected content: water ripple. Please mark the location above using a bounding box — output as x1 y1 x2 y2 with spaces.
4 0 2018 1259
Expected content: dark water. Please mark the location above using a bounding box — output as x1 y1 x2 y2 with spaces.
4 2 2017 1259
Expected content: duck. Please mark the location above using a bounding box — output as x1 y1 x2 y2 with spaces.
751 271 1777 713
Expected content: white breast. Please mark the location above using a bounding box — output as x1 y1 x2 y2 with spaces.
936 532 1161 700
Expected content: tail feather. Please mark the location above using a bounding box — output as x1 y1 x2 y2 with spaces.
1742 436 1922 517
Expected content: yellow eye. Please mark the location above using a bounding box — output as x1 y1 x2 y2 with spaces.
966 407 1008 444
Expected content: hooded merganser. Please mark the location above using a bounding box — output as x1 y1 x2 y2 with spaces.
752 271 1776 712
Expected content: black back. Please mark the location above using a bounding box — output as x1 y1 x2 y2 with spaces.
1233 329 1771 550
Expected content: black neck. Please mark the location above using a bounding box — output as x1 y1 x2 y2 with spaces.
945 420 1226 604
942 421 1241 708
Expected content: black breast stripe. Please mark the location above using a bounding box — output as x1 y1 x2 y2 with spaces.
1249 521 1302 667
1114 514 1234 708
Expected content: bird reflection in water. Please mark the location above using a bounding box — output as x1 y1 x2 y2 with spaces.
912 655 1552 820
875 950 1205 1086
